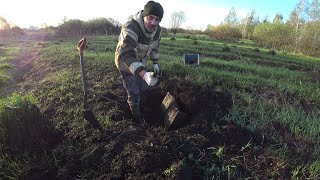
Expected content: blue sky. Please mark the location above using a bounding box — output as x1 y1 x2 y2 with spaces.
206 0 297 20
169 0 299 29
1 0 300 30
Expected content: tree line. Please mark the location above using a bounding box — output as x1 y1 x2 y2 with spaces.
1 0 319 57
53 17 121 38
204 0 320 56
0 16 121 40
0 16 24 39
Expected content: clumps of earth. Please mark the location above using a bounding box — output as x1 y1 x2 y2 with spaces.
13 78 292 179
3 103 63 153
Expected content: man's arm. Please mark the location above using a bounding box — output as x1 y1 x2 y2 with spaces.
118 25 145 75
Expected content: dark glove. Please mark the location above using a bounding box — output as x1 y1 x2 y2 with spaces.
153 64 160 76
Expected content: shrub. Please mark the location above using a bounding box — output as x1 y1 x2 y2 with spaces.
222 46 231 52
268 49 276 55
105 47 114 52
208 24 242 40
37 42 45 47
252 48 260 53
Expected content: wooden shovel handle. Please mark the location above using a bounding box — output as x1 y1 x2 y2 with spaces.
77 37 86 55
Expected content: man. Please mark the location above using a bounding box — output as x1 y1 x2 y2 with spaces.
115 1 164 123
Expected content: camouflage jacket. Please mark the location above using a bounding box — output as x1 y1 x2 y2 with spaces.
115 10 162 75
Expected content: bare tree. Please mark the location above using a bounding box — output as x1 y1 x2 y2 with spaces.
309 0 320 22
224 7 238 26
169 11 186 36
299 0 320 56
273 13 284 23
289 0 308 53
241 10 259 39
0 16 10 30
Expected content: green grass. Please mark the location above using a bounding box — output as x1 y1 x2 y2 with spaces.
153 36 320 176
0 45 25 179
0 93 38 141
0 47 13 85
0 148 26 180
159 35 320 178
0 93 38 179
1 34 319 178
223 97 320 142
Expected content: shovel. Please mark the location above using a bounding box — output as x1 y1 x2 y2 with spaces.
77 37 103 131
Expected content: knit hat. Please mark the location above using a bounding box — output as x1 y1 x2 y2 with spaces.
142 1 164 20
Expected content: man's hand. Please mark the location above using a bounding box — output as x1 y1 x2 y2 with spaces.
153 64 160 76
143 72 158 86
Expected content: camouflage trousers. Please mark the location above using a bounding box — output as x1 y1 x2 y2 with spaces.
119 71 149 106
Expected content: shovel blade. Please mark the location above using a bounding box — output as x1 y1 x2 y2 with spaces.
83 109 102 130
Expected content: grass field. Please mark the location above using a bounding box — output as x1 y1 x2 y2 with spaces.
0 33 319 179
0 44 14 86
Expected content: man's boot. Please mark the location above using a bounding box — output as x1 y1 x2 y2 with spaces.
130 105 144 123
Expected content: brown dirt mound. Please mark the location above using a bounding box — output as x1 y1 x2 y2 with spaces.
3 103 63 152
9 80 292 179
50 79 289 179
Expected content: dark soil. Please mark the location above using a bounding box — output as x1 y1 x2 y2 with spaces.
7 39 315 180
17 75 293 179
4 104 63 153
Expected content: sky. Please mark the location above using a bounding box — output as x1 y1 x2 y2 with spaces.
1 0 299 30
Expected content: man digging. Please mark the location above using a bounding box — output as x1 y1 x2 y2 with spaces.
114 1 164 123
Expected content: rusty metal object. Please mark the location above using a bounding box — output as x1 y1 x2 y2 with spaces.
161 92 187 130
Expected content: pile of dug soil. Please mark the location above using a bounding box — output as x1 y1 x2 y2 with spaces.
3 103 62 152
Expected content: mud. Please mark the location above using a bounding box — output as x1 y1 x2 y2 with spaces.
4 103 63 153
8 39 316 179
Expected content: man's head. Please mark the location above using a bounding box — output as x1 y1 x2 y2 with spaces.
142 1 164 20
142 1 163 32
